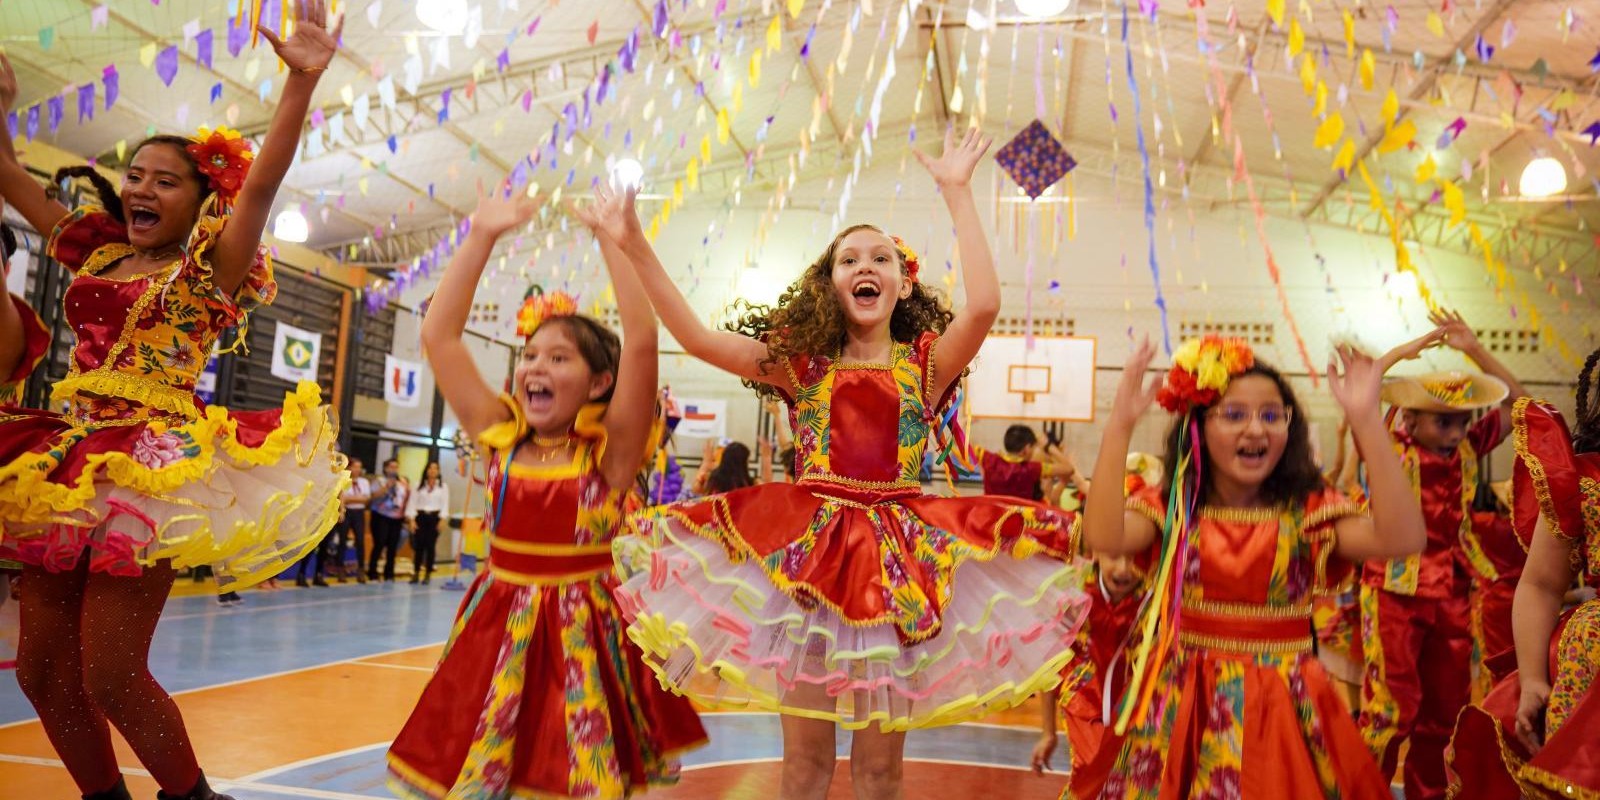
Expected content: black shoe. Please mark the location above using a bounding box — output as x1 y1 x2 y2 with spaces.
83 777 132 800
422 573 431 585
409 574 419 584
156 772 235 800
295 577 310 587
312 577 329 587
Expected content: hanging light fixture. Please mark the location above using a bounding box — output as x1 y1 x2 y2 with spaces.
1016 0 1074 17
273 207 309 243
1518 156 1567 198
416 0 468 35
610 158 645 192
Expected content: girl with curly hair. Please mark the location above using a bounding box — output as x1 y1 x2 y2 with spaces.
606 127 1089 799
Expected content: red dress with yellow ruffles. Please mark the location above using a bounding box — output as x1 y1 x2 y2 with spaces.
388 398 706 800
613 333 1088 731
0 207 346 590
1090 485 1390 799
1447 398 1600 800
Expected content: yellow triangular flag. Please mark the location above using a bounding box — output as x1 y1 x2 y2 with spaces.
1288 20 1305 58
1343 10 1356 57
788 0 805 18
687 157 699 190
115 140 127 161
1551 88 1576 111
1332 139 1356 173
1441 180 1465 226
766 15 782 52
1313 112 1345 149
1381 89 1399 125
716 109 730 144
1300 52 1317 95
1267 0 1285 26
1414 155 1440 183
700 134 712 164
1359 49 1376 91
140 43 157 67
1376 118 1416 154
1426 11 1444 37
1313 81 1327 118
750 51 762 88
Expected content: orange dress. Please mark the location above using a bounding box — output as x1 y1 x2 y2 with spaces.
1090 485 1390 799
1448 399 1600 799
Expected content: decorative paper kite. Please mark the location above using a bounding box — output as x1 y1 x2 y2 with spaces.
994 119 1077 200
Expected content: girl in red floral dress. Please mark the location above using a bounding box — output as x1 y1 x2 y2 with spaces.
1076 335 1426 799
0 6 346 799
386 186 704 800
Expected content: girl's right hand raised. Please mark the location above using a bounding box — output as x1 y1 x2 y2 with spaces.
567 185 637 243
1110 335 1163 429
0 53 18 112
470 180 537 238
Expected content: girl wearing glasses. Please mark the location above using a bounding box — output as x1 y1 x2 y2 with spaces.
1074 335 1426 799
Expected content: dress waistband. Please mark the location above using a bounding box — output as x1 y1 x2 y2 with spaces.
796 474 922 506
1177 601 1314 656
488 537 613 586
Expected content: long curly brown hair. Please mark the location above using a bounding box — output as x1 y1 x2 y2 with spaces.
727 224 954 397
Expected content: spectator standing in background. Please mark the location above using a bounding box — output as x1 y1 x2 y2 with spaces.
368 458 410 582
405 461 449 585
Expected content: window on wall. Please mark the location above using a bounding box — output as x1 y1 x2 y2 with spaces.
1475 327 1540 355
1180 320 1275 347
354 303 397 399
991 315 1076 336
232 265 345 410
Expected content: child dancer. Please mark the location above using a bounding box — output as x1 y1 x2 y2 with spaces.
1447 351 1600 799
975 424 1077 500
1080 335 1426 798
610 127 1087 799
1359 310 1527 800
387 185 705 799
0 8 346 798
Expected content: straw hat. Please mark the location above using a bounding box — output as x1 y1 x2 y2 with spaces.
1125 452 1164 492
1381 371 1508 413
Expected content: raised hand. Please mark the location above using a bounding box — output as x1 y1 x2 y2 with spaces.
470 180 537 238
260 0 344 74
913 126 993 188
1109 335 1164 429
1428 308 1483 353
1327 343 1384 422
1376 327 1446 372
567 185 636 243
0 53 18 112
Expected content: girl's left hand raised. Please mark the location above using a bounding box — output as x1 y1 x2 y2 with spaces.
1327 343 1384 421
567 185 637 243
260 0 344 74
913 126 993 188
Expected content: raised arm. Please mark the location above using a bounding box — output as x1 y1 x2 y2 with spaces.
1327 344 1427 560
1510 514 1576 752
1083 338 1162 556
420 184 537 440
210 0 343 294
569 187 659 488
916 127 998 403
1429 308 1528 430
610 191 785 390
0 54 69 237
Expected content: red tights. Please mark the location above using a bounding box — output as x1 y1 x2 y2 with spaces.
15 558 201 796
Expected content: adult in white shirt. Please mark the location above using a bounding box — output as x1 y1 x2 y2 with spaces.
405 461 450 585
333 457 374 584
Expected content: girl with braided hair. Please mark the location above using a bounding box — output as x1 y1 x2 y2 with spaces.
1448 346 1600 799
0 4 347 798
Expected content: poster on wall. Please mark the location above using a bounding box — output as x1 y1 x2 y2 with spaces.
674 398 727 439
270 322 322 383
384 354 424 408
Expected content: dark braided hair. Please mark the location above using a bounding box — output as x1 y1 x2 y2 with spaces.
1574 347 1600 456
50 135 211 224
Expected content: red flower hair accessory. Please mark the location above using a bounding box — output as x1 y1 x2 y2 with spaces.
890 235 921 284
186 126 254 206
1155 335 1256 413
516 285 578 338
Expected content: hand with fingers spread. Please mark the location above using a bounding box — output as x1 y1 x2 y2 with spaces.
470 180 537 239
913 126 993 188
1376 327 1446 372
1327 344 1384 423
260 0 344 74
1109 335 1164 430
0 53 18 113
1428 307 1485 354
568 186 637 243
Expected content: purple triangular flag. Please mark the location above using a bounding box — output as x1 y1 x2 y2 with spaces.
210 82 223 103
196 29 214 69
155 45 180 87
228 16 248 57
5 112 15 140
653 0 669 38
102 64 119 110
261 0 281 39
77 83 95 123
47 95 64 134
438 87 451 123
496 48 510 73
25 105 39 140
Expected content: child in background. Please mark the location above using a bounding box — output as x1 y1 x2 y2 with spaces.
975 424 1078 500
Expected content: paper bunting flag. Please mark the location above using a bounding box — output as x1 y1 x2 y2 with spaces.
1359 49 1376 90
1381 89 1399 125
1474 34 1493 63
76 83 95 124
994 119 1077 200
39 27 55 50
92 5 108 30
1313 112 1344 149
210 82 223 103
155 45 180 87
1437 117 1466 148
228 16 248 57
103 65 119 110
1377 118 1416 154
1415 155 1436 183
1583 122 1600 146
196 29 214 69
47 95 63 134
1331 139 1355 173
25 105 39 140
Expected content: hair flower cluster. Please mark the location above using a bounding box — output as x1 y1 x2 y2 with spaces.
515 285 579 338
186 125 254 203
1156 335 1255 413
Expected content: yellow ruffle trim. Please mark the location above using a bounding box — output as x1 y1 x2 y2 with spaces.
51 372 198 418
0 381 328 527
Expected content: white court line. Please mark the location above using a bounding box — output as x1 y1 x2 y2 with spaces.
682 756 1038 773
232 742 391 782
350 661 436 673
0 643 445 731
0 752 376 800
161 591 405 622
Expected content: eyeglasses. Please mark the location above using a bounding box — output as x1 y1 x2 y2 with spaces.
1207 404 1293 431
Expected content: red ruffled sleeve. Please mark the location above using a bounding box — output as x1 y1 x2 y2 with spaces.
911 331 959 413
0 292 49 405
183 213 276 327
1510 398 1598 580
1304 485 1365 594
46 207 127 270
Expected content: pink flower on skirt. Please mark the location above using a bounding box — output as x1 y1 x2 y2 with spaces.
132 428 187 469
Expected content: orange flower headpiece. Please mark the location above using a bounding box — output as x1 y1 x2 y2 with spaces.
186 126 254 207
890 235 921 284
1155 335 1256 413
515 285 578 338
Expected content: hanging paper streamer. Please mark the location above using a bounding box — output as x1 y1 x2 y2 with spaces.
102 65 119 111
76 83 95 124
1120 4 1171 354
